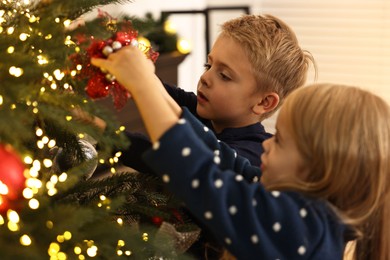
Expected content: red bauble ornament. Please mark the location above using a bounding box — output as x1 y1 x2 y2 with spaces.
0 144 26 214
70 16 159 111
85 73 111 99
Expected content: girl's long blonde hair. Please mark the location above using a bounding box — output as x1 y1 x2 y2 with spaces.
269 83 390 259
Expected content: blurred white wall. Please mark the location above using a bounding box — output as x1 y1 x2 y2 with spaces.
206 0 390 132
90 0 390 133
256 0 390 99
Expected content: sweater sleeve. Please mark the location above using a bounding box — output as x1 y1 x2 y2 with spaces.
163 83 198 114
143 114 346 259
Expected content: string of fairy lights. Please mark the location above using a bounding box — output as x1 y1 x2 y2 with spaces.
0 1 147 258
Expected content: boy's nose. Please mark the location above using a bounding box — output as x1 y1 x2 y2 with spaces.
199 71 212 88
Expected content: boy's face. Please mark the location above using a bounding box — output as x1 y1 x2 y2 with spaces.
196 34 262 131
260 109 306 187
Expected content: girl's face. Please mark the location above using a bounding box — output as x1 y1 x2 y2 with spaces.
196 34 263 132
260 110 306 187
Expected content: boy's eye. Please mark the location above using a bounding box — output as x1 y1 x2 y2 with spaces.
220 73 231 81
203 63 231 81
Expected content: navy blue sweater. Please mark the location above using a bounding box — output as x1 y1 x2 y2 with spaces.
120 83 271 171
143 108 350 259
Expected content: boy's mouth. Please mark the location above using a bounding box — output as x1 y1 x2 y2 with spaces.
197 91 209 103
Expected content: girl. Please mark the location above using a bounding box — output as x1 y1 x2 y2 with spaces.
91 45 390 259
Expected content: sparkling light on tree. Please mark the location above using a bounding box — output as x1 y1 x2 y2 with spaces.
0 0 198 259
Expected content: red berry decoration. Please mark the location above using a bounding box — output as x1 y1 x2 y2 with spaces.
0 144 26 214
151 216 163 226
171 209 184 223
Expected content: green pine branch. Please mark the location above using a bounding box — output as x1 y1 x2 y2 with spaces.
0 1 199 258
31 0 134 20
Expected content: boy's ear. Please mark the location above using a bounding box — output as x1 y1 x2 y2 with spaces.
253 92 280 115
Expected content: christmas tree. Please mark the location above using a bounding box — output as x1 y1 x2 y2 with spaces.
0 0 199 259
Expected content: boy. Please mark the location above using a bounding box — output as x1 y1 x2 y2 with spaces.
121 14 315 170
92 14 317 259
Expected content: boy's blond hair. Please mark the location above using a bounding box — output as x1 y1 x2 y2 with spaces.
221 14 315 120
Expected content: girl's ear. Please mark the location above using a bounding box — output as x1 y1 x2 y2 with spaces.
252 92 280 115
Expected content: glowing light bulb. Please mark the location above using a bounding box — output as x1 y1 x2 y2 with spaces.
177 38 191 54
37 55 48 65
57 235 65 243
74 246 82 254
19 33 29 41
48 242 60 256
43 159 52 168
142 233 149 241
87 245 98 257
0 181 9 195
7 27 14 35
24 156 33 164
64 231 72 240
9 66 24 77
7 46 14 53
164 20 177 34
8 221 19 232
63 19 71 27
42 136 49 144
50 175 58 184
23 188 33 199
37 140 44 149
29 15 38 23
53 69 64 80
46 221 54 229
20 234 32 246
29 198 39 209
35 128 43 137
8 210 20 223
58 173 67 182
